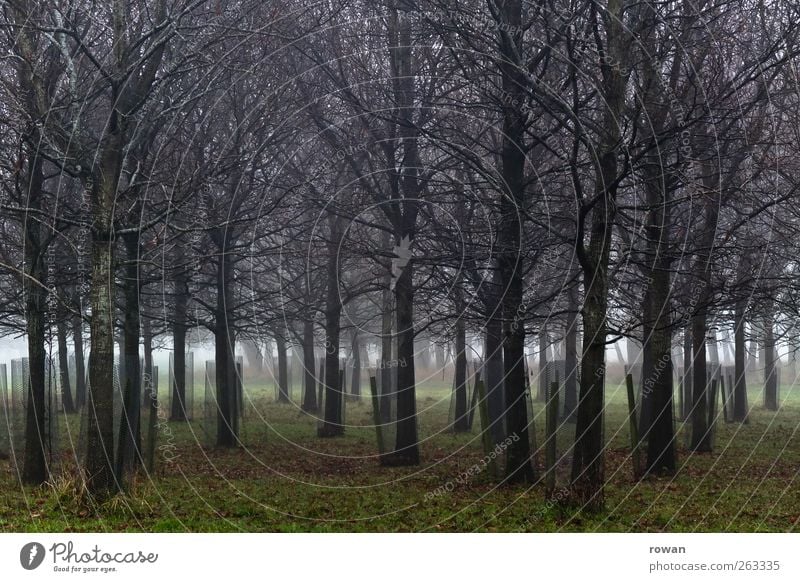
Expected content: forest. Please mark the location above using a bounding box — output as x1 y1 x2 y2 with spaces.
0 0 799 533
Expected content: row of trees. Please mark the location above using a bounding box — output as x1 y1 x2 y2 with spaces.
1 0 798 512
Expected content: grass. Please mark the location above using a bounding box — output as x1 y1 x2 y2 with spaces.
1 372 799 532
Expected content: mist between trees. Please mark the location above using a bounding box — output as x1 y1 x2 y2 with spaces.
0 0 798 525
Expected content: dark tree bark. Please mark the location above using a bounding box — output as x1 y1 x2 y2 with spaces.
141 315 155 463
763 303 778 411
392 253 419 464
382 3 421 466
57 319 76 414
72 314 87 410
84 0 167 494
143 317 154 395
276 328 290 403
571 188 618 508
86 213 119 493
690 301 712 452
117 334 126 399
484 279 506 446
12 0 50 486
733 299 749 422
682 326 693 420
563 285 579 422
689 161 721 453
215 239 238 447
639 173 675 476
379 232 394 423
81 102 130 493
21 158 48 486
350 330 361 399
490 0 536 483
571 0 627 510
538 327 548 401
634 45 677 472
453 287 469 432
115 232 142 482
301 320 318 412
170 241 189 421
319 216 344 437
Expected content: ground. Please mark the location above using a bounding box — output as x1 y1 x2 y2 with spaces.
1 374 798 532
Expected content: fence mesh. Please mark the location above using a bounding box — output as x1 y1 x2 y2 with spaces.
10 358 28 471
0 364 9 459
6 357 61 474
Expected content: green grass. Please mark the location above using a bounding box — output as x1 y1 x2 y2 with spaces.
1 374 798 532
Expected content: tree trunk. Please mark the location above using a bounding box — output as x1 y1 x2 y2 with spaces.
57 319 76 414
143 316 154 401
86 230 118 493
171 246 188 421
391 256 419 464
301 320 318 412
350 331 361 399
13 0 50 486
538 327 548 401
733 299 749 422
142 315 155 467
571 252 611 509
115 232 142 482
689 158 721 453
690 304 712 452
84 122 125 494
640 172 675 475
382 3 420 466
682 326 693 420
215 243 238 447
563 285 579 422
570 0 627 510
22 202 48 485
117 334 126 399
453 288 469 432
81 0 166 494
495 1 534 478
379 235 394 423
484 286 506 446
276 329 290 403
319 217 344 437
72 314 87 409
763 304 778 410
